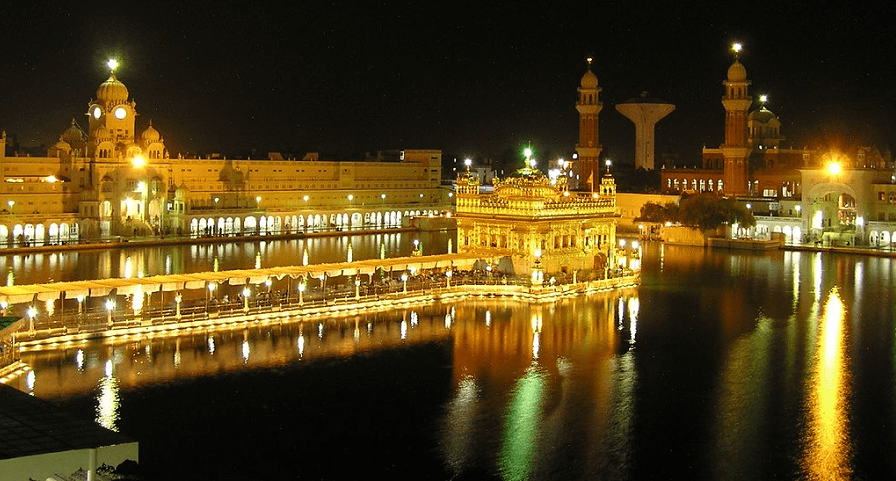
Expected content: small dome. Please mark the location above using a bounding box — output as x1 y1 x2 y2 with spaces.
749 107 776 123
727 60 747 82
61 119 86 143
52 137 71 151
93 125 111 140
580 69 598 89
141 123 161 142
96 74 129 102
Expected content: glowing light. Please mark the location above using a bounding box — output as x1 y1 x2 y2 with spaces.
107 58 119 72
131 155 146 168
827 162 841 176
523 147 533 159
804 288 850 478
732 42 743 53
96 360 120 431
759 94 768 103
464 158 472 167
347 194 354 201
242 340 250 363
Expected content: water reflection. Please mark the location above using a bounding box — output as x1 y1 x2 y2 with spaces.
96 359 120 431
804 288 851 479
0 231 452 285
500 363 546 481
9 242 896 478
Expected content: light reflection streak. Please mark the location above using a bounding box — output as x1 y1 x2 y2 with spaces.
400 320 408 340
628 297 639 344
813 253 823 301
208 336 216 355
318 323 324 340
500 364 546 481
96 359 120 431
25 370 35 393
485 310 491 328
75 349 84 371
242 340 250 363
803 288 851 479
444 375 479 471
298 334 305 358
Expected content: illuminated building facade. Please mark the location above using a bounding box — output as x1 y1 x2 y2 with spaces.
455 163 618 277
0 73 449 246
660 49 896 246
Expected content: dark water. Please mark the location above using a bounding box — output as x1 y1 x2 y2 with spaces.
10 242 896 479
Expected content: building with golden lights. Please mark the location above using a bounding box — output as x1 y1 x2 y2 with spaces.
660 48 896 246
0 72 450 246
455 161 619 277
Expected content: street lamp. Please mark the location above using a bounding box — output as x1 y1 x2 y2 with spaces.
175 294 182 319
206 282 217 315
255 196 262 209
298 282 306 305
27 306 36 331
105 298 115 327
445 269 452 288
355 277 361 300
7 200 13 214
242 287 251 312
401 273 408 294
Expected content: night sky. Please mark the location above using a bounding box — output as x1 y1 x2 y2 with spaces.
1 2 895 166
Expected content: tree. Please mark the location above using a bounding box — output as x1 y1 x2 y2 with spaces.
678 194 755 233
635 202 679 224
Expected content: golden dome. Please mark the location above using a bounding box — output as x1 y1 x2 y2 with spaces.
52 137 71 151
93 125 111 140
61 119 86 143
96 74 129 103
727 60 747 82
141 123 161 142
580 69 598 89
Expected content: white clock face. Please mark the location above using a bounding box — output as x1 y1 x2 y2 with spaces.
93 107 102 119
114 107 127 120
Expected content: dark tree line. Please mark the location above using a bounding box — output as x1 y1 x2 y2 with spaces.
636 194 756 233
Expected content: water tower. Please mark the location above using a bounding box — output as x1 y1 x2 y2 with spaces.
615 92 675 170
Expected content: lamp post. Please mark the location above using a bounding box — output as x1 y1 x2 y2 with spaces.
298 282 305 305
206 282 216 316
27 306 36 332
401 273 408 294
354 277 361 300
105 299 115 328
242 287 251 312
175 294 182 319
7 200 14 215
446 269 452 288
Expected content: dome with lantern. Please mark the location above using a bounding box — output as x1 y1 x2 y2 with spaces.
96 74 130 103
727 60 747 82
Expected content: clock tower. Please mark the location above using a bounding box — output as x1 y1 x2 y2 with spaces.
87 71 137 159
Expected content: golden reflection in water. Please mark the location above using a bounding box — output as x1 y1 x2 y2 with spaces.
803 287 851 479
96 359 120 431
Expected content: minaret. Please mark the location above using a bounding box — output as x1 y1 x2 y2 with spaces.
575 57 602 190
721 44 752 196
